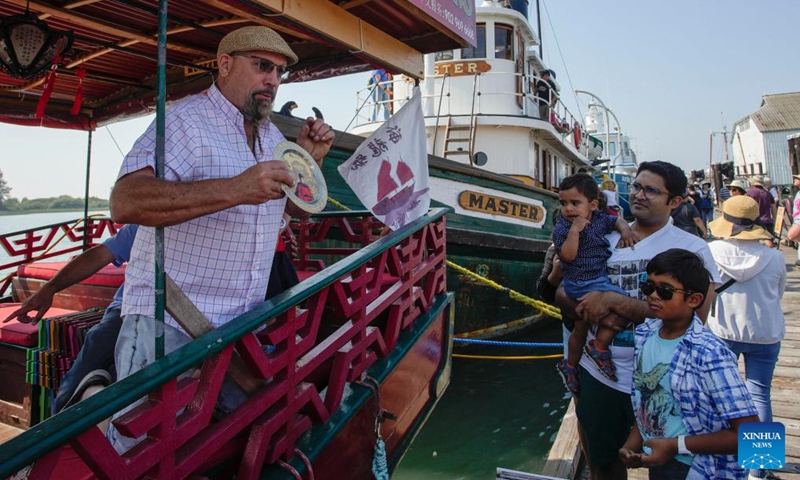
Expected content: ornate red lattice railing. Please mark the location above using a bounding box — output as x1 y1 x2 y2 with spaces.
0 218 121 297
0 208 449 480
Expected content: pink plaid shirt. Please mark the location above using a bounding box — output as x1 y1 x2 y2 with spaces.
118 85 287 328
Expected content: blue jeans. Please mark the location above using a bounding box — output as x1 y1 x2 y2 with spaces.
722 339 780 423
723 339 781 479
700 208 714 228
648 458 691 480
55 307 122 412
562 275 628 300
372 87 389 121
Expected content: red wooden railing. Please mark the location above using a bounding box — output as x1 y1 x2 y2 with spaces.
0 217 121 297
0 209 449 480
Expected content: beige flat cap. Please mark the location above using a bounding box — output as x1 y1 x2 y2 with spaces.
217 26 298 66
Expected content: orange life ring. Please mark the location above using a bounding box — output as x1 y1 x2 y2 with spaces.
573 122 582 148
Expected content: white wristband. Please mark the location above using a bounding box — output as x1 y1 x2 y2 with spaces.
677 435 692 455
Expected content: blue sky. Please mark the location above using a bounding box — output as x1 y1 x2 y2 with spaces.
1 0 798 199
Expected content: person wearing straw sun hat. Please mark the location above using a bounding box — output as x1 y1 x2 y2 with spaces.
706 195 785 480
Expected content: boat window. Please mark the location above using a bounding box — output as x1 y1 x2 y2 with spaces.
461 24 486 59
608 142 617 156
435 50 454 61
494 24 513 60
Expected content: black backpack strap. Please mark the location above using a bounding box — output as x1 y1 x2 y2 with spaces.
715 278 736 294
711 278 736 317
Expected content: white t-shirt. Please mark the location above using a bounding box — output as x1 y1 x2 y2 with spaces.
579 219 722 393
603 189 618 207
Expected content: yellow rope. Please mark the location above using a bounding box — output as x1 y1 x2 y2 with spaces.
325 195 562 321
326 197 350 211
453 353 563 360
445 260 562 320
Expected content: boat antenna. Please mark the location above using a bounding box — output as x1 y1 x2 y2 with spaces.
540 0 582 120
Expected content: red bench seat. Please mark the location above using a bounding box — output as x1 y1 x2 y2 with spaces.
0 304 77 347
17 261 125 288
12 261 124 311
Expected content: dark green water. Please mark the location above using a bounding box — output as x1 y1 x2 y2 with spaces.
394 321 569 479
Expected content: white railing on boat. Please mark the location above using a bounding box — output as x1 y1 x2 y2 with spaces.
355 72 592 158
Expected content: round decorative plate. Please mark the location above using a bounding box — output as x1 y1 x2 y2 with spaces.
274 141 328 213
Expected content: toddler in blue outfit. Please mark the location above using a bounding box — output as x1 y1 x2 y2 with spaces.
553 173 637 393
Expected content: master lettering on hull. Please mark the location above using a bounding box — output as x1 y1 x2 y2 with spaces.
457 190 545 223
433 60 491 77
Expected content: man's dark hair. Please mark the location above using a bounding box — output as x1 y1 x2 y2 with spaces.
559 173 599 201
637 161 687 198
646 249 710 298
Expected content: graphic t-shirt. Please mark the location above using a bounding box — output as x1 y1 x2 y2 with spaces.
579 220 721 393
633 329 692 466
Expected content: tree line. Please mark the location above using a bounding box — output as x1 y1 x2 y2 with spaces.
0 169 108 212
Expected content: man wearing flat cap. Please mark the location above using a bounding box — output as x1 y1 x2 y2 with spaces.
108 25 334 452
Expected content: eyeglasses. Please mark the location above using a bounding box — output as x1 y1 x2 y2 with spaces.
630 182 668 199
232 53 290 79
639 281 693 301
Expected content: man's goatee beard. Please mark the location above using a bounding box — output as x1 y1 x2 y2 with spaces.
243 95 273 122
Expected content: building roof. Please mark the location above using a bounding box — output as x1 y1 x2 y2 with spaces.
751 92 800 132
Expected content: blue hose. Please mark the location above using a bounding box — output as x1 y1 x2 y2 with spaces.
454 338 563 348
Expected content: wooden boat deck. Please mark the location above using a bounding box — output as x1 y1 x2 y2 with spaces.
0 424 23 444
544 246 800 479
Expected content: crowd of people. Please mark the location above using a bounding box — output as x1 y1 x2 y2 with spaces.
0 21 795 480
542 162 788 479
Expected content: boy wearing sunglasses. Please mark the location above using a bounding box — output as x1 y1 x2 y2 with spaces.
554 173 638 393
619 249 758 479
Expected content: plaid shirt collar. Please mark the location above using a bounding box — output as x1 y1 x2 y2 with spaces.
207 84 274 138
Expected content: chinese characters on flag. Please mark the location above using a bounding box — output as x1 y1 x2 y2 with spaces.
338 88 430 230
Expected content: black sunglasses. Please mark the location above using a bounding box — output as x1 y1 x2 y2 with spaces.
639 281 693 301
232 53 290 79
